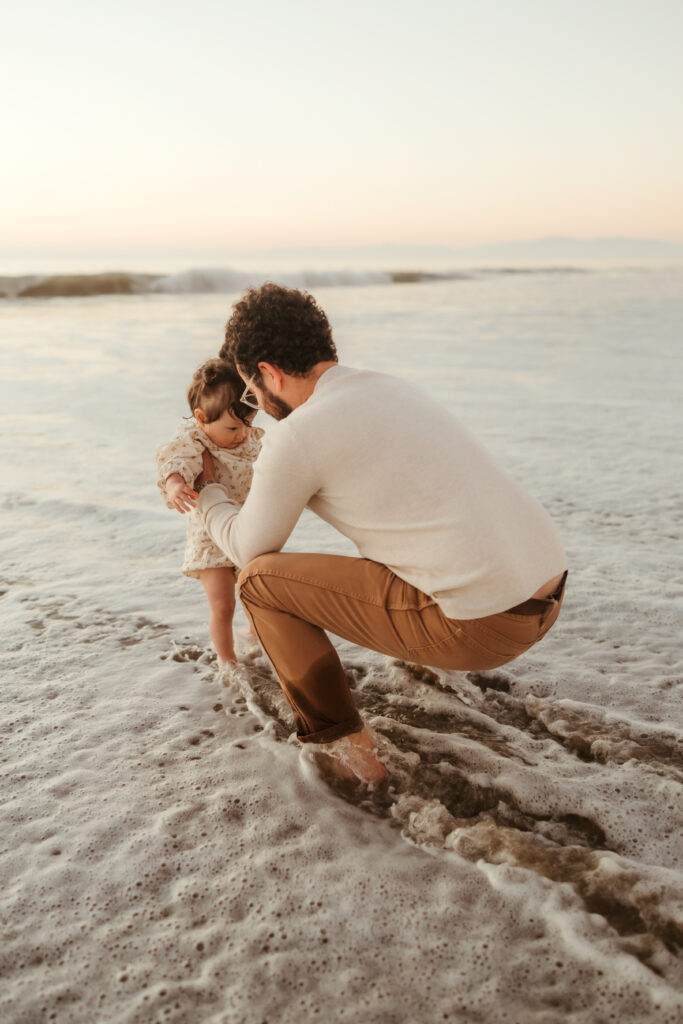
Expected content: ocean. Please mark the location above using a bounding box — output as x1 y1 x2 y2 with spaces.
1 267 682 1022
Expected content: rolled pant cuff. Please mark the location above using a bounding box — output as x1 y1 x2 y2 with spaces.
297 714 364 745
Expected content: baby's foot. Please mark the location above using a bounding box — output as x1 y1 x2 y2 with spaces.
216 659 247 688
235 629 261 657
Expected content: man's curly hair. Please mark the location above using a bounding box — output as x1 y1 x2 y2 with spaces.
220 283 337 382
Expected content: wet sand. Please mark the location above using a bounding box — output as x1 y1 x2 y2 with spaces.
2 271 682 1022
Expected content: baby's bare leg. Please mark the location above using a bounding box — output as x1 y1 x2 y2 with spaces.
199 568 237 664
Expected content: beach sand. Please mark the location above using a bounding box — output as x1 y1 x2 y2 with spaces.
2 270 682 1022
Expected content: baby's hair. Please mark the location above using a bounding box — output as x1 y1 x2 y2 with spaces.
187 359 253 425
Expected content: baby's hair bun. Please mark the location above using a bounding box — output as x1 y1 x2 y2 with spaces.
187 358 252 427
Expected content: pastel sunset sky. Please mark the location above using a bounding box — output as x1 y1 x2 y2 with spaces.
3 0 682 259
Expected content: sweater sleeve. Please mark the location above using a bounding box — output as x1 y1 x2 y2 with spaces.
155 425 205 508
196 419 318 567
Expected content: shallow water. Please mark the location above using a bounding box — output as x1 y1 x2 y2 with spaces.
2 270 682 1022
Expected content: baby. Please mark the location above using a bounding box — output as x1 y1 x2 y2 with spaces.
156 359 263 665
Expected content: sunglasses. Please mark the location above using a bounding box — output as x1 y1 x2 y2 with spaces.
240 376 260 410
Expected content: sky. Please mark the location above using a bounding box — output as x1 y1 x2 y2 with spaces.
2 0 683 261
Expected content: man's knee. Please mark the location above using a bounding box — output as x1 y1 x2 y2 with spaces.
237 552 285 597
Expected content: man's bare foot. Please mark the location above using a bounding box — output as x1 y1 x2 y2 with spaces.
393 659 440 684
310 725 387 786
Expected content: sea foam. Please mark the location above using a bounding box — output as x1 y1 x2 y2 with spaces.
2 270 682 1022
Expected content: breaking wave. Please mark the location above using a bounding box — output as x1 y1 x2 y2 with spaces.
0 265 586 299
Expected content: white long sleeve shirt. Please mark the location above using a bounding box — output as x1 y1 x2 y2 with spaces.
197 365 567 619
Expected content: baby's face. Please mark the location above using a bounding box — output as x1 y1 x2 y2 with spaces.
198 409 255 448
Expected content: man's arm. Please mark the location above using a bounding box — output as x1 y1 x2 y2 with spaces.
196 420 318 568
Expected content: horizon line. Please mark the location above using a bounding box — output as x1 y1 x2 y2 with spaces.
2 234 683 260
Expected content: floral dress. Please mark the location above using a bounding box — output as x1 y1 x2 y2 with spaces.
156 418 264 577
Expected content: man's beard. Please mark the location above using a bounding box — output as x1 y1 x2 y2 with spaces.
260 387 292 421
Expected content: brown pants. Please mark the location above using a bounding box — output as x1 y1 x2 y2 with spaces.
237 553 567 745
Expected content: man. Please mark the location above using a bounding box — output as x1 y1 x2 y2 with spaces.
195 283 568 784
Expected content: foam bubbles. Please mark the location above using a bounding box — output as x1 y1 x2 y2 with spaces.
3 272 683 1021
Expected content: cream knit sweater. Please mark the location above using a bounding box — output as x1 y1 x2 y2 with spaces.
198 365 567 619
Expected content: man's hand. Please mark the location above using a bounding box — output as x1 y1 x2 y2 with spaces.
165 473 198 514
194 447 217 490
